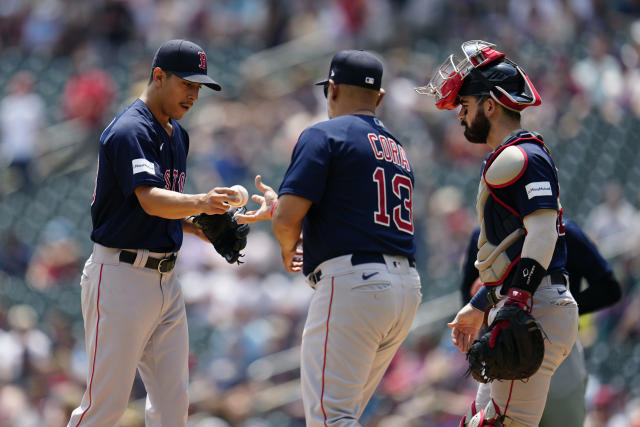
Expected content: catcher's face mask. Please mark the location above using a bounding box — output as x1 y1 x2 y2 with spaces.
415 40 541 112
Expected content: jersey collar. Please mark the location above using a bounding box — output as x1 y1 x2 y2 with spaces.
135 99 175 141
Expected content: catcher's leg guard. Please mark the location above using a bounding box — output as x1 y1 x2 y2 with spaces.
458 400 478 427
461 400 530 427
459 401 479 427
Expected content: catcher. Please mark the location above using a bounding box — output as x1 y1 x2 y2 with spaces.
461 219 622 427
415 40 579 426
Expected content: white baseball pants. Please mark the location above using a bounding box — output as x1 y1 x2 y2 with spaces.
67 244 189 427
474 275 579 427
301 254 422 427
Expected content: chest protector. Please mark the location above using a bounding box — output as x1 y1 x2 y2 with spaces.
474 132 561 285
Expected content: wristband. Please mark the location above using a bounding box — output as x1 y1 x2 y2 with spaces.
270 200 279 218
505 287 533 311
509 257 546 294
470 286 491 312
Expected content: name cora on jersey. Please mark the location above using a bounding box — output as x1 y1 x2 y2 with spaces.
367 133 411 172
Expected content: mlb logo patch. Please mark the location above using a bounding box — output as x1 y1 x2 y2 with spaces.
365 77 375 84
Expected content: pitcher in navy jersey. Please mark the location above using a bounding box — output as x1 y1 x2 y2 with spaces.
236 50 422 426
68 40 245 427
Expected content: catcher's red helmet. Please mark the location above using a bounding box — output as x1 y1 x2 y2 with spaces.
415 40 541 112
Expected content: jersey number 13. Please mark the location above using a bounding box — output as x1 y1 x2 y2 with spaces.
372 167 414 234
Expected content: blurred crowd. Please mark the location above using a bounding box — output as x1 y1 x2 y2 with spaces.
1 0 640 426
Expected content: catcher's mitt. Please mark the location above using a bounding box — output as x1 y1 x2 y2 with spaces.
192 208 250 264
466 305 544 383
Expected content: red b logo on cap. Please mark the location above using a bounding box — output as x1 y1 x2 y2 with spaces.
198 52 207 70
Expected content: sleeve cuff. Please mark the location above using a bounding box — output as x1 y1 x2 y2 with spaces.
470 286 491 311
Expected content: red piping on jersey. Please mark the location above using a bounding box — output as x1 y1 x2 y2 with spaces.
76 264 103 426
486 185 521 218
479 135 547 283
482 135 545 217
487 146 528 189
320 277 335 427
482 255 521 286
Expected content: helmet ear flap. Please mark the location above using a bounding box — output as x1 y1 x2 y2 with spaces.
488 66 542 112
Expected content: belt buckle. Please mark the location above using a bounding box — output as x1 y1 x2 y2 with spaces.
309 270 322 285
487 287 501 307
307 270 322 289
157 256 175 273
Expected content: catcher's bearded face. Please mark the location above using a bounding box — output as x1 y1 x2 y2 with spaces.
459 96 490 144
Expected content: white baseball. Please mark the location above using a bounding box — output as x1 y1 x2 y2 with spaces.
228 184 249 207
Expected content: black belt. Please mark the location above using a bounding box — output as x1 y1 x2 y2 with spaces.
549 271 567 285
308 253 416 285
351 252 416 267
119 251 177 273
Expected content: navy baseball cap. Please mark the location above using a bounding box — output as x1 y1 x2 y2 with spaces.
315 50 383 91
152 39 221 91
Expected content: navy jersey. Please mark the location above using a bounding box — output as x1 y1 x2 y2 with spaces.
563 219 620 314
90 99 189 252
460 227 482 306
279 114 415 275
462 219 620 314
482 132 567 280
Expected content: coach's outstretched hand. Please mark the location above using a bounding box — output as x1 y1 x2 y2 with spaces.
235 175 278 224
448 303 485 353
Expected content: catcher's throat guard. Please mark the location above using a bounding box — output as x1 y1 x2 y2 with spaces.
415 40 541 112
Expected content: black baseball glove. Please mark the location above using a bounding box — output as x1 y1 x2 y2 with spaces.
466 305 544 383
192 207 250 264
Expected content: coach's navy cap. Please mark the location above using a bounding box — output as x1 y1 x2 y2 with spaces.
315 50 383 91
152 39 221 91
